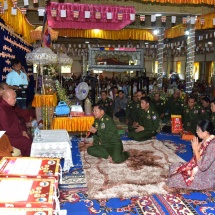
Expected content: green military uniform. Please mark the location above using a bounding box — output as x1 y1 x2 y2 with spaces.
97 98 114 118
163 96 184 123
151 99 165 117
128 106 160 141
125 100 140 131
183 104 209 134
87 114 129 163
202 106 211 118
210 112 215 127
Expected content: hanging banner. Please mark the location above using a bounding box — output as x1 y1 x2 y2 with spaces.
95 11 101 19
118 12 123 20
107 12 112 20
20 8 27 15
200 17 205 25
46 3 136 30
73 10 79 18
84 11 90 18
51 9 57 17
140 15 145 22
0 19 34 104
161 16 166 23
171 16 176 23
182 17 187 24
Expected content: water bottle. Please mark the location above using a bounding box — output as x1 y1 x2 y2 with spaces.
34 127 42 141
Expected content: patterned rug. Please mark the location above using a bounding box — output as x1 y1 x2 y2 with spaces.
59 134 215 215
79 139 184 199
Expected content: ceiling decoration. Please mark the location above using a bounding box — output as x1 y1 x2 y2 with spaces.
1 0 215 59
46 3 135 30
30 26 59 41
140 0 214 5
55 28 156 41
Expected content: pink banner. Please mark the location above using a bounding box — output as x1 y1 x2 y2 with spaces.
46 3 136 30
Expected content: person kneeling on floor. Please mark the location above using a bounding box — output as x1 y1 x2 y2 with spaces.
128 96 160 141
87 104 129 164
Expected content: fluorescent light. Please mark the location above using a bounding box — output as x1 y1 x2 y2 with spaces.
85 41 89 44
155 14 162 17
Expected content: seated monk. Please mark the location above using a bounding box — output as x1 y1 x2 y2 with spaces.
0 134 21 159
0 82 36 126
0 89 32 156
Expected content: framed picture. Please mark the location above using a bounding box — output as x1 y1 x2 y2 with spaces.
88 48 144 72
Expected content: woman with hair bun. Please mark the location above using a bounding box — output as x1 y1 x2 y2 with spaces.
165 120 215 191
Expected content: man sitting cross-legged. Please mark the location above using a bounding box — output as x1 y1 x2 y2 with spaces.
87 104 129 164
0 89 32 156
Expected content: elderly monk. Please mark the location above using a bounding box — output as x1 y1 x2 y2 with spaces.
0 82 36 127
0 89 32 156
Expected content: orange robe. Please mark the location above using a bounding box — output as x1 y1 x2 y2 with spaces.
0 134 13 158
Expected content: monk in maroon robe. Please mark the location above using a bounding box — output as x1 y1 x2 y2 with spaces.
0 89 32 156
0 82 36 125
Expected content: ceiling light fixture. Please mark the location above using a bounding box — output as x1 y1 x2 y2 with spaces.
185 30 189 35
153 29 159 35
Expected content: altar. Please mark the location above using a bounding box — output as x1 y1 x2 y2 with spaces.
32 93 58 129
52 116 94 132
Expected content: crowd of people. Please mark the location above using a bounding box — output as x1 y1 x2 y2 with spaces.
0 60 214 192
86 79 215 192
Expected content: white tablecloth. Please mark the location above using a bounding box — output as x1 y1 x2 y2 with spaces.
30 129 73 171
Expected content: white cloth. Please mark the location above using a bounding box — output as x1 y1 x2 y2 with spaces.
30 129 73 171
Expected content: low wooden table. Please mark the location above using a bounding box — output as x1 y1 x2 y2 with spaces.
52 116 94 132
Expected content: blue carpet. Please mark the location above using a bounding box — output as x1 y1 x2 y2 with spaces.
59 133 215 215
156 132 193 161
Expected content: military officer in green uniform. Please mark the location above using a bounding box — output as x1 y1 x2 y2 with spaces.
97 91 114 118
87 104 129 163
125 92 138 130
128 96 160 141
210 99 215 127
201 96 211 118
163 89 184 123
126 90 146 131
151 93 165 119
183 95 209 134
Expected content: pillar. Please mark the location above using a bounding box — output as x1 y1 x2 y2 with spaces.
185 26 195 94
157 29 164 90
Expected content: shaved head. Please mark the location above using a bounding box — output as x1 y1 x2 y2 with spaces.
2 89 16 106
0 82 9 90
0 87 4 97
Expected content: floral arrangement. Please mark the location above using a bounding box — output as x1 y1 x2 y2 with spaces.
55 80 71 106
43 64 58 77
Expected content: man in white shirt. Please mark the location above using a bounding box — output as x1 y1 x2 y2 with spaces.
6 59 29 109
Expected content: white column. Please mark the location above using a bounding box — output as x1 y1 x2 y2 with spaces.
157 29 164 89
82 55 87 76
185 27 195 93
